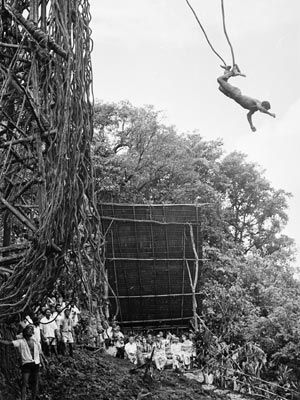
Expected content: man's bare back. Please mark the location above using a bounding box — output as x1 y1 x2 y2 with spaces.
217 65 276 132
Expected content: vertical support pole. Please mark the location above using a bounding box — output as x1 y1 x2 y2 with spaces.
111 229 122 321
149 206 158 315
180 225 186 319
133 205 143 319
163 205 172 320
185 223 199 332
40 0 47 31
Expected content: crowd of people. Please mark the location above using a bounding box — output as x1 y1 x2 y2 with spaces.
100 323 197 372
0 293 197 400
0 294 81 400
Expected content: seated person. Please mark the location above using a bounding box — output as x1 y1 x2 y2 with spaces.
217 64 275 132
153 335 167 371
124 335 137 365
170 336 183 371
181 334 194 370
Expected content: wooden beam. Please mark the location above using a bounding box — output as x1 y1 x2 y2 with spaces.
0 197 37 232
101 202 210 207
120 316 192 324
0 243 29 253
0 266 14 274
5 5 68 60
0 252 25 267
106 257 209 261
101 216 199 226
0 130 55 148
107 292 201 299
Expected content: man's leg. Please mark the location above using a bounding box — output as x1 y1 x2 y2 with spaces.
50 338 58 356
43 339 50 357
31 366 40 400
69 343 74 358
217 71 242 99
21 371 30 400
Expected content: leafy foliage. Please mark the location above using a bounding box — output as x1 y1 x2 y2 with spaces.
94 101 300 396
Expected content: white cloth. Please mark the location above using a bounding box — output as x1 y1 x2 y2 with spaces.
33 326 41 345
52 312 64 330
153 343 167 370
70 306 81 326
19 316 33 329
60 316 73 332
114 331 125 348
103 326 113 339
181 339 194 367
40 317 57 338
171 342 183 369
12 338 41 365
125 342 137 364
62 331 74 344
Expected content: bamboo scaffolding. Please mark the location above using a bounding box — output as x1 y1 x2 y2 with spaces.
107 292 201 299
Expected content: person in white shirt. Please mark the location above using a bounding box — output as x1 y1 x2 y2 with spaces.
124 335 137 364
153 335 167 371
60 308 75 357
0 324 45 400
181 334 194 370
170 336 183 371
32 316 42 346
40 309 58 356
52 304 64 354
113 325 125 359
69 300 81 327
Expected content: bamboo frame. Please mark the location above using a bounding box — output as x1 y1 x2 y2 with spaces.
107 292 201 299
101 203 205 326
120 316 192 325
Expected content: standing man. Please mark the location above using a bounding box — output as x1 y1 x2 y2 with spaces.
60 308 75 357
40 309 58 356
0 325 45 400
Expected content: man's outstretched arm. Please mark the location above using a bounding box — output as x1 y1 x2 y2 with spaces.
247 110 257 132
257 105 276 118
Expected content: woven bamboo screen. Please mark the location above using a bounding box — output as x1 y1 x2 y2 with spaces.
100 203 203 328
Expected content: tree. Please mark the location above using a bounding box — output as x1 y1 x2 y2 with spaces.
219 152 292 254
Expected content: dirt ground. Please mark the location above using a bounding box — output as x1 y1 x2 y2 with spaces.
36 349 226 400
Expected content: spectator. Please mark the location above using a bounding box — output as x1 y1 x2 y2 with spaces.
97 326 106 349
105 338 117 357
57 295 66 309
137 336 152 365
32 316 42 346
171 336 183 371
60 309 75 357
181 334 194 370
47 296 57 308
40 309 58 356
69 299 81 327
0 325 45 400
113 325 125 359
153 335 167 371
146 333 153 346
124 335 137 365
52 304 64 354
102 320 113 347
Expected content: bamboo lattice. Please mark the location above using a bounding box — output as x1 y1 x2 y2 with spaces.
0 0 105 320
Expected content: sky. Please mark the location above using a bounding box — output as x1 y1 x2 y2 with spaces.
89 0 300 262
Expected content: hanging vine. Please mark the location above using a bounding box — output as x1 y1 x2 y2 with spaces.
0 0 105 320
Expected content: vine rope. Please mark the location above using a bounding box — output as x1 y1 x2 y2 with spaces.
0 0 106 321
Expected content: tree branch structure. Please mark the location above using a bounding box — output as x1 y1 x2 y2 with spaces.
0 0 105 321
